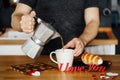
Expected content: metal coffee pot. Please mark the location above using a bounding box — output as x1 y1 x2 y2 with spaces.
21 18 60 59
9 0 19 6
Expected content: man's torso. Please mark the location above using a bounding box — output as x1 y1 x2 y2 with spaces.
35 0 86 43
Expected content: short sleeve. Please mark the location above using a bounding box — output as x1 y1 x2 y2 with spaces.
85 0 98 9
0 0 2 8
19 0 37 8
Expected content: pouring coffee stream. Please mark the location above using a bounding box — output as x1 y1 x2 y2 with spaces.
62 38 65 52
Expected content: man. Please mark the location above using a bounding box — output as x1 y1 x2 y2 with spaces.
11 0 100 56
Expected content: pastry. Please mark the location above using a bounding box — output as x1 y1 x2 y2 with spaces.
81 52 103 65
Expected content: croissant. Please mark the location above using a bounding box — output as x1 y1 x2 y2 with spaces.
81 52 103 65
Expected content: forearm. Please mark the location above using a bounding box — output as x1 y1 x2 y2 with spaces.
79 20 99 46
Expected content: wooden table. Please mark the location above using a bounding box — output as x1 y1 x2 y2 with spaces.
0 55 120 80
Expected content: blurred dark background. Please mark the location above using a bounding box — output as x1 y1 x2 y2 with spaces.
111 0 120 54
0 0 120 54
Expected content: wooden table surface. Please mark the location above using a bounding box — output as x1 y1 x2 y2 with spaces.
0 55 120 80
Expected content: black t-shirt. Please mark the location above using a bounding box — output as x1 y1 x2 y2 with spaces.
19 0 98 44
0 0 15 29
0 0 2 8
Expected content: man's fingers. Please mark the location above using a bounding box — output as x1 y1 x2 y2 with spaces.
22 29 34 33
20 11 36 33
63 44 71 49
73 40 84 56
29 11 36 18
63 41 74 49
73 43 80 56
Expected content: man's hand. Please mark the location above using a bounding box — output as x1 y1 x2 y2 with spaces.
20 11 36 33
63 38 85 57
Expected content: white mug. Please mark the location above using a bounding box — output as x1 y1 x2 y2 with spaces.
50 49 74 71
